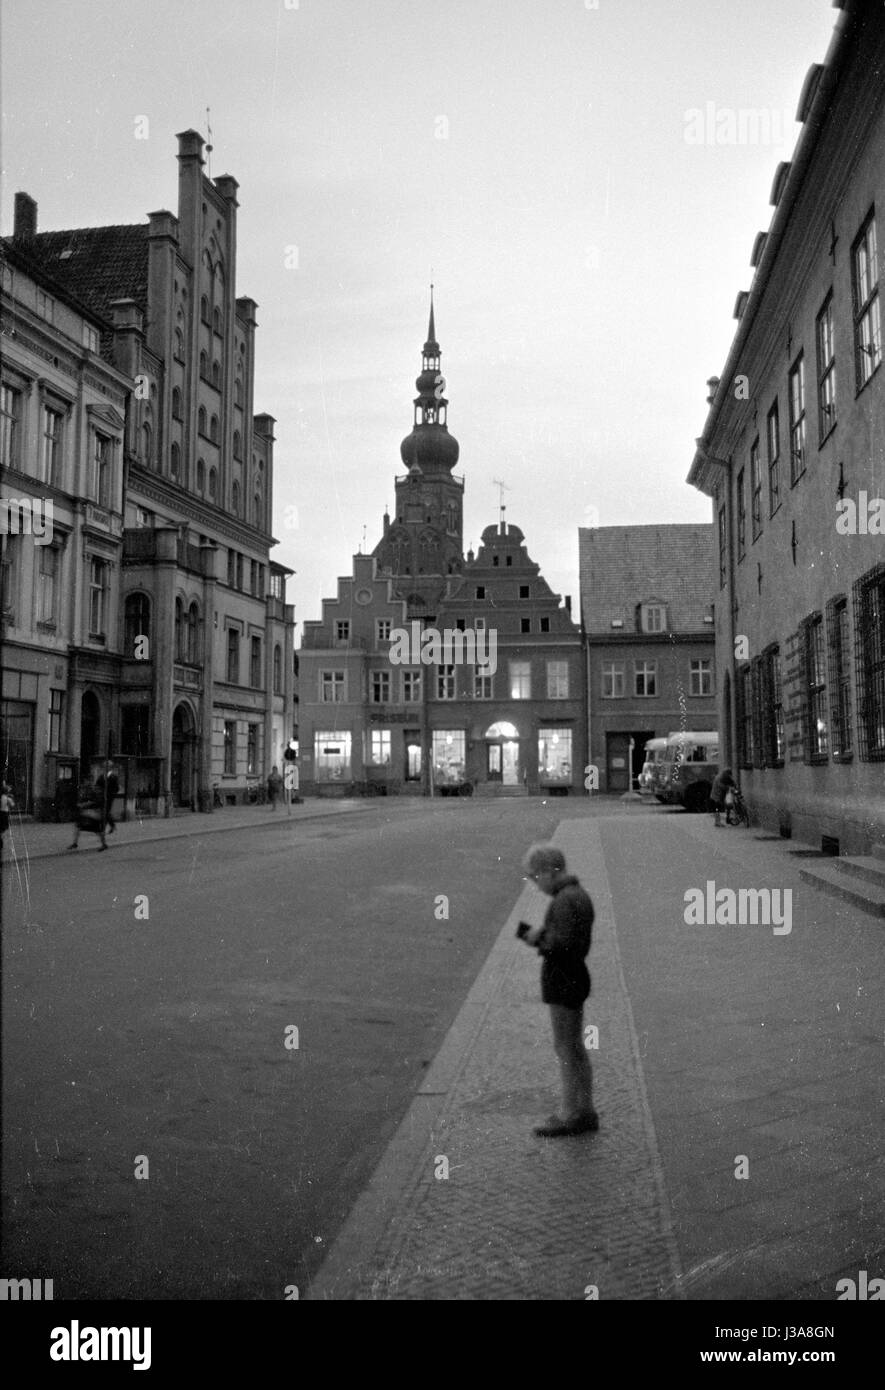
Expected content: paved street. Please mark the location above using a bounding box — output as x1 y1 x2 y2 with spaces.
3 797 883 1301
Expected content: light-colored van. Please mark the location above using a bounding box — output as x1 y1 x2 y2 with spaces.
639 738 668 794
658 731 720 811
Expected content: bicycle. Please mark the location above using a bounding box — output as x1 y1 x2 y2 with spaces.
727 787 750 828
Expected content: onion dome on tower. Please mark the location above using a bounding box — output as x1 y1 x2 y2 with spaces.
400 287 460 473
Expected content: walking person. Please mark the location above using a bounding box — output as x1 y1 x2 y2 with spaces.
98 763 120 834
1 782 15 851
68 777 108 851
267 765 283 811
518 843 598 1138
710 766 737 828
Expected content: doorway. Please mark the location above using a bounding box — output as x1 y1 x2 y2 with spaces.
171 702 196 808
606 730 655 791
484 721 520 787
405 732 422 782
80 690 101 777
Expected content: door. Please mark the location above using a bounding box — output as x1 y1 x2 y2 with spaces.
606 733 631 792
80 690 101 777
502 740 519 786
171 703 195 807
487 744 502 781
405 734 421 782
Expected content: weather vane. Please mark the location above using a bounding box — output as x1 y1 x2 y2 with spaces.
492 478 510 526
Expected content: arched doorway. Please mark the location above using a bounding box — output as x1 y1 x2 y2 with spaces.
171 702 197 809
80 690 101 777
484 721 520 786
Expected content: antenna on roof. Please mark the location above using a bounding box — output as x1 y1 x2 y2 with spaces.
205 107 213 176
492 477 510 527
360 523 367 554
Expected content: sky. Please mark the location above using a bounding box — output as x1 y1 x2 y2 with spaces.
2 0 840 631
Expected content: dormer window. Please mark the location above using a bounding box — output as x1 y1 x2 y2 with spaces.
641 603 667 633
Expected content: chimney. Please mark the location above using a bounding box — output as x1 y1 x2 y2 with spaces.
14 192 37 241
564 596 572 615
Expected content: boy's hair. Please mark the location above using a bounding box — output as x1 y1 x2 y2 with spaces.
523 843 567 877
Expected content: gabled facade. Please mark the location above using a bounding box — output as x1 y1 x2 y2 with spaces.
299 307 585 796
2 130 296 816
579 525 717 792
688 0 885 854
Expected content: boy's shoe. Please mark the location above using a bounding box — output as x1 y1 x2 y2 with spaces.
534 1112 599 1138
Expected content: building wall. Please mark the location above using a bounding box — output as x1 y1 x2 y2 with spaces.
690 5 885 853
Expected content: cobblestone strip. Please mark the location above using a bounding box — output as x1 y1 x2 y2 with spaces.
309 818 684 1300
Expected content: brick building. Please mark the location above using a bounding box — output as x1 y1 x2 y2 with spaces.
688 0 884 854
579 525 717 792
2 130 296 815
299 303 585 796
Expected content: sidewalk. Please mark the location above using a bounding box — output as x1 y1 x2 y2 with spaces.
0 798 370 865
308 818 684 1300
307 812 885 1301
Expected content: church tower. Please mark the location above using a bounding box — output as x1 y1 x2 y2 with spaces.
373 291 465 616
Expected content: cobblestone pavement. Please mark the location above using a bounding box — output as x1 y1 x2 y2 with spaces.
308 819 684 1300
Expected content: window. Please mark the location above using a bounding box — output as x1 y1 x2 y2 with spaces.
736 467 747 559
198 405 207 435
634 661 657 697
689 659 713 697
270 572 283 601
750 439 763 540
41 406 62 486
509 661 531 699
369 730 391 765
315 730 351 782
199 351 209 382
250 560 259 596
320 670 346 703
519 585 530 599
196 458 205 492
437 665 456 700
209 414 219 444
233 430 241 459
853 563 885 760
546 660 569 699
601 662 624 698
91 433 111 506
135 506 152 528
0 536 19 623
83 324 99 353
802 614 828 761
540 616 550 633
826 598 852 760
273 644 282 695
121 705 150 756
789 353 806 484
223 720 236 774
124 593 150 655
247 724 259 775
37 291 54 321
234 376 244 407
250 636 262 688
852 211 881 390
253 493 262 529
213 307 222 336
766 401 780 514
0 385 22 468
187 603 200 664
402 669 422 703
226 627 240 684
538 728 572 782
475 586 486 599
208 468 217 502
88 557 108 636
432 730 465 783
201 295 211 325
141 422 152 465
174 328 185 361
48 689 64 752
170 442 180 481
232 481 240 517
761 646 785 766
816 294 837 440
371 670 391 703
520 617 531 633
37 545 59 624
175 597 184 661
227 549 236 587
738 664 754 768
642 604 666 633
474 666 493 699
335 620 350 643
376 618 392 642
172 387 183 420
236 553 244 590
717 504 727 588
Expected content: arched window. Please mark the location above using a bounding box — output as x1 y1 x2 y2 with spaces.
212 306 222 334
174 597 184 661
232 480 240 516
199 350 208 380
170 442 180 480
273 644 282 695
124 592 151 655
140 422 152 463
211 360 221 389
233 430 241 459
208 467 218 501
200 294 210 325
234 375 243 407
174 328 184 361
210 414 219 444
172 387 182 420
253 493 262 528
196 458 205 492
186 602 200 664
197 406 207 436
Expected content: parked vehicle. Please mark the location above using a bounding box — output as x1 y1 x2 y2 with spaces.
658 731 720 812
639 738 668 794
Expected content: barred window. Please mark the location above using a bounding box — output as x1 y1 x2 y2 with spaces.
816 293 837 441
736 467 747 559
802 613 828 761
437 665 456 700
371 670 391 704
767 401 781 515
737 664 754 768
761 645 785 766
750 439 763 540
852 210 881 391
853 563 885 760
789 353 806 485
826 597 853 760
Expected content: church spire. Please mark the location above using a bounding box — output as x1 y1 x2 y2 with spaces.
400 293 460 472
425 282 437 352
